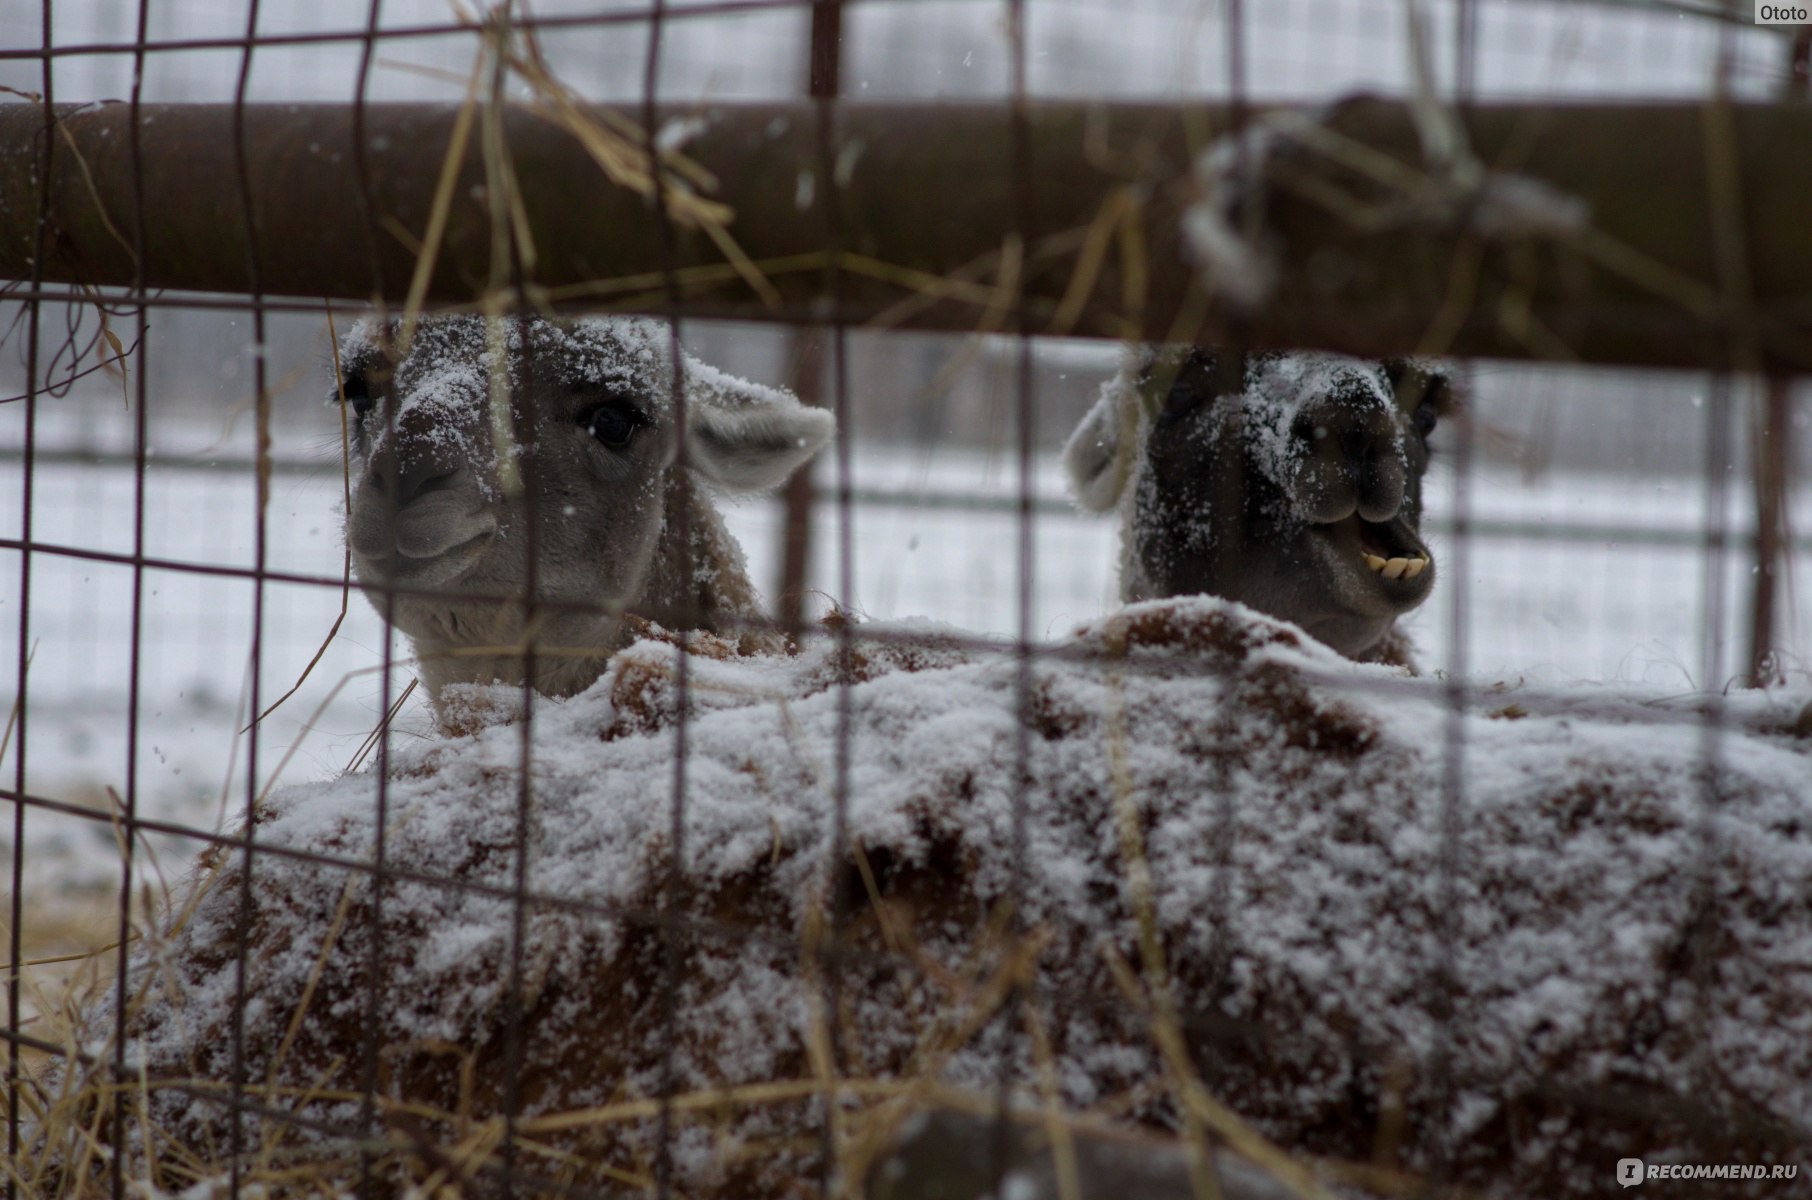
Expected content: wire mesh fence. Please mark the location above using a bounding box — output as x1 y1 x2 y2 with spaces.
3 1 1811 1198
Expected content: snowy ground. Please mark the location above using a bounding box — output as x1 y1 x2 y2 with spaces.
49 596 1812 1199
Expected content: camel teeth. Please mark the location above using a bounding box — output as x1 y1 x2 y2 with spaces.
1360 552 1430 580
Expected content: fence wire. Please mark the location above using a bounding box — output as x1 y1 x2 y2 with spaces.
3 3 1811 1200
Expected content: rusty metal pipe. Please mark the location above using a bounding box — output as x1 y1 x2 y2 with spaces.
4 100 1812 370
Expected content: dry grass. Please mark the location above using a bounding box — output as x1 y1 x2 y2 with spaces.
10 915 1357 1200
5 891 123 1077
7 888 1322 1200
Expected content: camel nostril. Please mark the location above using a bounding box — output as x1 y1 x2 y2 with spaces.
360 458 462 514
1355 459 1406 523
403 467 459 504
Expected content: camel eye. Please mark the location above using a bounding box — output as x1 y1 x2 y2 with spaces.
1412 401 1438 439
1156 373 1207 428
336 369 377 420
584 400 646 450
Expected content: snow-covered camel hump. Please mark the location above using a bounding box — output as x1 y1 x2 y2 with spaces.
1064 347 1447 666
338 314 834 707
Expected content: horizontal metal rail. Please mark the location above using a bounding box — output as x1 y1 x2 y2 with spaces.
2 447 1803 551
5 100 1812 370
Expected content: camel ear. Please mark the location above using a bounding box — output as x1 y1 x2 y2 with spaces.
1064 382 1136 513
682 364 836 492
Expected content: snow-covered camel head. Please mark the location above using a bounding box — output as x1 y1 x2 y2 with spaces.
337 314 834 703
1064 347 1448 665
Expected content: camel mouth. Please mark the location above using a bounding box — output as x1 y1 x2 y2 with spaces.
1352 514 1431 582
356 529 496 590
1307 513 1434 604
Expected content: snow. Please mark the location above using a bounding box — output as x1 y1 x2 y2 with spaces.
1185 121 1287 309
1466 172 1591 239
1238 353 1407 513
654 115 709 154
43 597 1812 1197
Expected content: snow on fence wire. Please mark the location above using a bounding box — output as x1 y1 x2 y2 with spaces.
2 2 1811 1200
